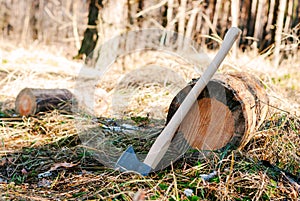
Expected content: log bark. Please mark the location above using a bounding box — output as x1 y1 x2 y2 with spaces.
166 72 269 151
15 88 76 116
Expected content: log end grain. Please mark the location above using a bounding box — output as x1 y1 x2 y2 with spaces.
15 88 37 116
180 97 235 150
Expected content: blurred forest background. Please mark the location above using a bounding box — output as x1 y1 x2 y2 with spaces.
0 0 299 67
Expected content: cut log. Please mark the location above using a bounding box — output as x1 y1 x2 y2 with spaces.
166 72 269 150
15 88 76 116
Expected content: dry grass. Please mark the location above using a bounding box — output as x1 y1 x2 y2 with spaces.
0 38 299 200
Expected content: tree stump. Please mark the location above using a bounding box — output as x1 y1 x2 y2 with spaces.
166 72 269 150
15 88 76 116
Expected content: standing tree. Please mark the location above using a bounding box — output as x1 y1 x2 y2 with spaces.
76 0 102 59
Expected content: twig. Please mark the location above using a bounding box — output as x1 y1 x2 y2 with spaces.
282 172 300 193
200 13 218 36
171 163 179 200
261 160 300 192
135 0 168 18
72 2 81 49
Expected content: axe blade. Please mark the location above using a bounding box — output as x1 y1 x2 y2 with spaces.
115 145 152 176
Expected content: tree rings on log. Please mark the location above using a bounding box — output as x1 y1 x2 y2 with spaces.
166 72 269 150
15 88 76 116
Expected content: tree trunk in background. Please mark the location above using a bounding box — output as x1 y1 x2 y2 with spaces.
77 0 102 58
98 0 128 42
92 0 128 67
21 0 32 42
185 1 200 47
253 0 265 49
231 0 239 58
177 0 187 49
273 0 287 68
257 0 269 51
265 0 275 44
283 0 293 34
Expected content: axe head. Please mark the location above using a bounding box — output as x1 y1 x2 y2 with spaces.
115 145 152 176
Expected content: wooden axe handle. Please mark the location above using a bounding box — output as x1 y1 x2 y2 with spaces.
144 27 242 169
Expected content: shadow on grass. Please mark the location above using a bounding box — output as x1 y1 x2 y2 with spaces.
0 116 212 185
0 133 106 185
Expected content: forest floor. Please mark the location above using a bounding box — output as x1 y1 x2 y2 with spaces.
0 40 299 200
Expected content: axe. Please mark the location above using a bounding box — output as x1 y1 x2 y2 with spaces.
115 27 242 175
